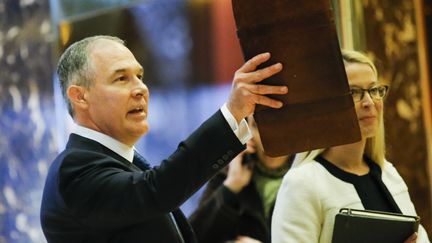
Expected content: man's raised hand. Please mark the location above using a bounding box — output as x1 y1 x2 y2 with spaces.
227 52 288 123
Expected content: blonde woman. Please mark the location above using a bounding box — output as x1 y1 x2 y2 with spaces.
271 50 430 243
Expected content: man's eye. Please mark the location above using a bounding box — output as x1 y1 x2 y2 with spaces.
116 76 127 81
137 74 143 80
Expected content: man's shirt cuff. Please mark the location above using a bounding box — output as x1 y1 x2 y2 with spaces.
220 103 252 145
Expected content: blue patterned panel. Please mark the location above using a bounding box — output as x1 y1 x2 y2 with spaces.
0 0 56 242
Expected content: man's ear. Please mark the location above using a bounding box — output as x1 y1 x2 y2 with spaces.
67 85 88 110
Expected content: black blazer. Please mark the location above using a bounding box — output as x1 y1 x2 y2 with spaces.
190 172 272 243
40 111 245 243
190 155 293 243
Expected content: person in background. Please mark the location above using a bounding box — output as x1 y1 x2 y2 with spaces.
40 35 289 243
271 50 430 243
190 116 293 243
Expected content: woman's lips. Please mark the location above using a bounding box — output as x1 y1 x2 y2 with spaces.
359 116 376 123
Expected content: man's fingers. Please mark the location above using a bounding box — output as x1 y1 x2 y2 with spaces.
253 93 284 108
228 53 286 121
249 84 288 95
238 52 271 73
253 63 283 83
236 62 283 84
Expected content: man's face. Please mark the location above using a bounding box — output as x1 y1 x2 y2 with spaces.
82 39 149 146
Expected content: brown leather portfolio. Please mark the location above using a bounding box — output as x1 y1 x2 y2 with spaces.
232 0 361 156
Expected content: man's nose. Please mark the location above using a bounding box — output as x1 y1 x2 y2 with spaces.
132 80 149 98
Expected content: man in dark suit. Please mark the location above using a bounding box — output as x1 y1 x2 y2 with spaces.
40 35 287 243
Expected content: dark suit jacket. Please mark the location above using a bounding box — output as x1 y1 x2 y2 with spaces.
40 111 245 243
190 172 277 243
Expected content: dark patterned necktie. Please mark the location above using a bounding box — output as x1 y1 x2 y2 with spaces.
132 152 186 243
132 152 151 171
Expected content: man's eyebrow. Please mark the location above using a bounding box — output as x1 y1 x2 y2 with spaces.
112 69 126 74
111 67 144 76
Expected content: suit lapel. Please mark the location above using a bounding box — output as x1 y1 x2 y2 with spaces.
67 134 142 168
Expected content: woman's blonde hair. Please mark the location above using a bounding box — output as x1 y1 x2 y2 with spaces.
297 50 386 167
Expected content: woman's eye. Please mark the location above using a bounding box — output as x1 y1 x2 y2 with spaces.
369 87 378 94
137 74 143 80
350 89 361 95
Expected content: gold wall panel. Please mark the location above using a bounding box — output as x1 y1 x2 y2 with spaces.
360 0 432 234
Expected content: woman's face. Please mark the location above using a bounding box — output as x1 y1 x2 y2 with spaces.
248 117 264 157
346 63 383 139
247 116 288 168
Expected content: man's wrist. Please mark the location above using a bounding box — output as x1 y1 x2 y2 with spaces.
220 104 252 145
226 103 242 124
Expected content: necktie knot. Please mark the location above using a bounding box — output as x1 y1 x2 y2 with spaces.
132 152 151 170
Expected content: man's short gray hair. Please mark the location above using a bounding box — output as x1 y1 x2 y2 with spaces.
57 35 125 117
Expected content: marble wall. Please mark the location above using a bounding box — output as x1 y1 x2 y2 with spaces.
426 0 432 85
0 0 57 242
362 0 432 234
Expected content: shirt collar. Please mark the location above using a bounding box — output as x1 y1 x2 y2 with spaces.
72 124 135 163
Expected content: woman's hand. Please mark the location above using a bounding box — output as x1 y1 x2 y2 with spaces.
404 233 418 243
223 140 257 193
233 235 263 243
